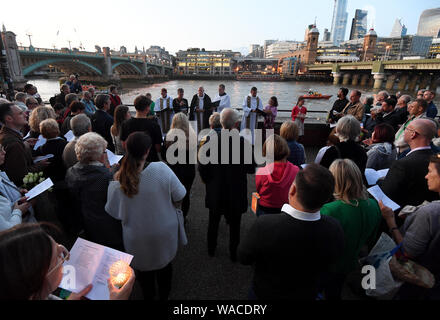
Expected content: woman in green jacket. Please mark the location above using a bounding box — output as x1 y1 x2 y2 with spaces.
320 159 382 300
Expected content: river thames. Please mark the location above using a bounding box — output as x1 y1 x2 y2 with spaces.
27 79 440 121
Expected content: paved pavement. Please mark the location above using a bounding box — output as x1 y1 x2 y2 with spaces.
130 147 320 300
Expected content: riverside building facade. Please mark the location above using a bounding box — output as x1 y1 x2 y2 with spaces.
176 48 241 75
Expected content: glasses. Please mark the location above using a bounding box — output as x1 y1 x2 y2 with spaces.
405 127 419 135
47 244 70 277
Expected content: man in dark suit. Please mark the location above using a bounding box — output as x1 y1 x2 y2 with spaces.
373 98 401 133
190 87 214 131
90 94 115 152
198 108 256 261
238 164 345 300
381 119 439 209
0 103 48 186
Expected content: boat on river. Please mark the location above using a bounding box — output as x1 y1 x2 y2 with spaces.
300 94 333 100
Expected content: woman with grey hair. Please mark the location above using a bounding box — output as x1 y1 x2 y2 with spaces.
62 114 92 169
65 132 123 250
320 115 368 183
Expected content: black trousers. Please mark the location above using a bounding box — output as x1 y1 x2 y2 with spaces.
136 263 173 300
208 210 242 254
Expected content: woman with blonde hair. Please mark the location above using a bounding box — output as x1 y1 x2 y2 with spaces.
256 134 299 216
320 159 381 300
28 106 57 138
280 121 306 167
163 112 197 219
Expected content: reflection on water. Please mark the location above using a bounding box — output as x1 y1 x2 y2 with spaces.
28 78 440 117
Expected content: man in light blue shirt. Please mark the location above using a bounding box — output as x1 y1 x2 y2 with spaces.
81 91 97 116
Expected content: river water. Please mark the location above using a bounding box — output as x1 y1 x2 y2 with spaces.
28 79 440 121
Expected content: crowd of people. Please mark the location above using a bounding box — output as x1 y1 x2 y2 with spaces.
0 77 439 301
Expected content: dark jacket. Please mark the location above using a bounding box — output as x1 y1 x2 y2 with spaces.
65 163 124 251
238 213 345 300
172 98 189 114
328 98 349 122
0 127 46 186
375 109 402 133
91 110 115 152
198 131 256 214
109 94 122 117
380 149 439 208
190 94 213 129
321 140 368 173
35 138 68 182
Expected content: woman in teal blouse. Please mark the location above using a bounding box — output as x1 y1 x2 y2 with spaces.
320 159 382 300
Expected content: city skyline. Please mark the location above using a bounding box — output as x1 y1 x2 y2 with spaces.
1 0 439 55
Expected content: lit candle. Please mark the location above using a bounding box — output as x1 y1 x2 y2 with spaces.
109 261 132 289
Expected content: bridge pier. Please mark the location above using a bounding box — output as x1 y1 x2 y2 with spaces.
360 74 369 86
408 75 420 92
103 47 114 80
332 72 341 85
397 74 409 91
342 73 351 86
351 74 360 86
385 74 397 91
1 30 26 89
373 73 385 90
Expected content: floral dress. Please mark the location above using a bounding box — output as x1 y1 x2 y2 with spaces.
263 105 278 130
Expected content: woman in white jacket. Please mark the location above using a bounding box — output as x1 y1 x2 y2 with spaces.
0 144 32 232
106 132 186 301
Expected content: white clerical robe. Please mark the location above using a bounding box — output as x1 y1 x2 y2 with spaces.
212 93 231 113
194 94 206 134
241 95 263 144
154 95 174 134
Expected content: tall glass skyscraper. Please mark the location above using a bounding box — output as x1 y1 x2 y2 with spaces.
331 0 348 46
349 9 368 40
417 8 440 38
390 19 407 38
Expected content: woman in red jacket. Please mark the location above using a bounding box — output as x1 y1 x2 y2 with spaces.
255 134 300 216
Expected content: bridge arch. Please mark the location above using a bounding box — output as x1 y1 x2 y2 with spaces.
112 62 142 75
22 59 103 76
147 66 160 75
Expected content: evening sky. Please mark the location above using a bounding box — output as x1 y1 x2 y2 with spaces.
2 0 438 55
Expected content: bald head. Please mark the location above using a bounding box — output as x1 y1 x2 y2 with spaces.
412 119 437 141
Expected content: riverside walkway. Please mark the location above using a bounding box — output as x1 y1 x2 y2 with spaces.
129 148 320 300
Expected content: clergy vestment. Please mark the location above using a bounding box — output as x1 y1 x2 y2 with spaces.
155 95 174 134
241 95 263 145
212 93 231 113
190 94 213 134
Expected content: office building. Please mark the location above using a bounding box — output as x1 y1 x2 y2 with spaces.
263 40 277 58
417 8 440 37
350 9 368 40
390 19 408 38
265 41 302 58
323 28 331 42
330 0 348 46
176 48 241 75
429 38 440 58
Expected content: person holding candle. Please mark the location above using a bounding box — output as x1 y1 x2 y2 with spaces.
0 223 135 300
106 132 186 300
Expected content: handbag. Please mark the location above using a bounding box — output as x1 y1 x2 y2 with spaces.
176 208 188 247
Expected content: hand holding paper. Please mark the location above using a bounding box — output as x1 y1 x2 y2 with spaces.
25 178 54 200
106 150 123 166
368 185 400 212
